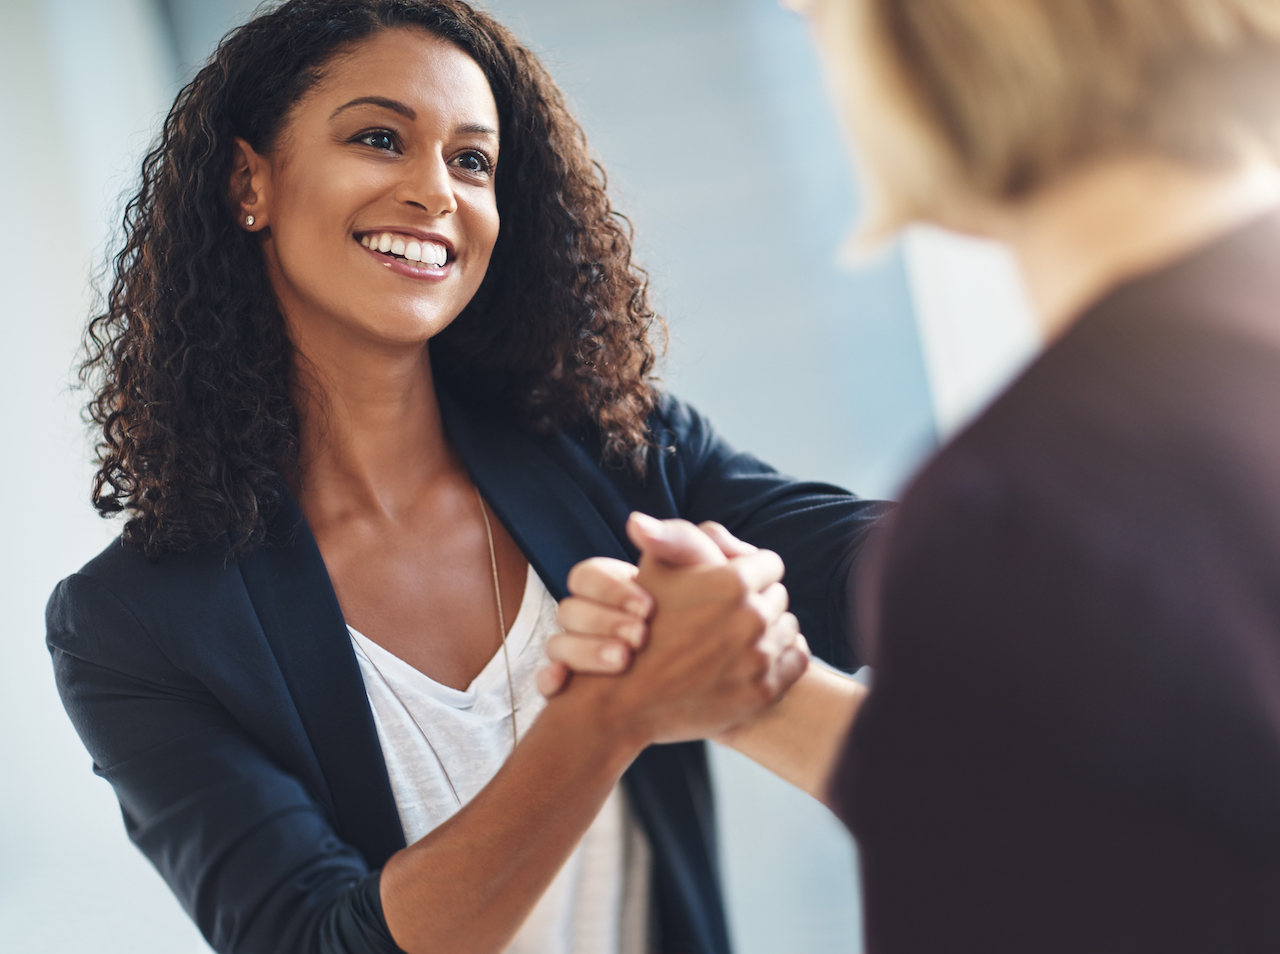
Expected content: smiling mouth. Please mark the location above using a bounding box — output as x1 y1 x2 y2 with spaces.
356 231 450 268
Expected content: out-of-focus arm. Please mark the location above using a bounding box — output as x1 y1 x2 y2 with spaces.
716 662 865 805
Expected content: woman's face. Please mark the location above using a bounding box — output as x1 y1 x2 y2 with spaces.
237 29 501 350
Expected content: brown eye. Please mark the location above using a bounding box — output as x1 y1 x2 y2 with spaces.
453 151 492 174
355 130 397 152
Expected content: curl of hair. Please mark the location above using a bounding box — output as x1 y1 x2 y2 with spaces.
82 0 663 559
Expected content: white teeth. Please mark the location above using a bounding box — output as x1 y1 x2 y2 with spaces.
360 232 448 266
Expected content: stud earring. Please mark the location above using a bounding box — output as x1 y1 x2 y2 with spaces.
245 215 255 227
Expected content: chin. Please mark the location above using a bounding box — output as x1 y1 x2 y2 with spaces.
357 309 461 346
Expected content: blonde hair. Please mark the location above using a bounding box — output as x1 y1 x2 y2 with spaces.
845 0 1280 236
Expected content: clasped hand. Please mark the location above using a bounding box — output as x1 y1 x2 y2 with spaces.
539 513 810 743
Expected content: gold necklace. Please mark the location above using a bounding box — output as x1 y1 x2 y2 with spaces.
355 485 519 809
476 485 520 752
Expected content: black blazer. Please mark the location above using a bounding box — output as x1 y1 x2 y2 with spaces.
48 391 886 954
834 212 1280 952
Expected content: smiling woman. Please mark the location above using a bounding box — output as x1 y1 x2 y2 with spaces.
234 32 502 356
48 2 887 954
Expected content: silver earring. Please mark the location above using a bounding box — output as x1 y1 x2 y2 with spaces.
245 215 255 227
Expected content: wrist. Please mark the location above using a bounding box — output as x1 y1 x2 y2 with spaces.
541 674 653 767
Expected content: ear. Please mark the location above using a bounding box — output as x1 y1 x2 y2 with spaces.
230 136 272 231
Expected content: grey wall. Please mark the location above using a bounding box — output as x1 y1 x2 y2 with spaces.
1 4 210 952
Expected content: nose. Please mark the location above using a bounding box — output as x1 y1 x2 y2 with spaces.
396 153 457 217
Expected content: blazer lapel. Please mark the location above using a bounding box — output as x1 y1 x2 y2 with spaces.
239 493 407 868
236 397 634 870
439 392 633 598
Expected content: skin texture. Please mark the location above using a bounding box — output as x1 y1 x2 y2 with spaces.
227 27 806 954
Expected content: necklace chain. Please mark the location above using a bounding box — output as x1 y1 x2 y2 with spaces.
355 485 519 810
477 485 520 752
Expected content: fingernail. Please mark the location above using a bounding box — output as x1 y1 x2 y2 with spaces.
623 597 651 618
617 620 645 644
629 512 664 536
601 643 626 667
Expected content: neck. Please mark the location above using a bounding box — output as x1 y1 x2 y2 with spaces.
991 154 1280 341
289 325 455 517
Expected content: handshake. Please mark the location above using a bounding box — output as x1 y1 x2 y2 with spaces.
539 512 865 803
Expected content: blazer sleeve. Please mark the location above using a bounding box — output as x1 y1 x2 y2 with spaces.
654 397 892 669
46 572 405 954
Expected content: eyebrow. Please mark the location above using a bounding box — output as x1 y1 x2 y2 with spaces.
329 96 416 121
328 97 498 137
455 122 499 137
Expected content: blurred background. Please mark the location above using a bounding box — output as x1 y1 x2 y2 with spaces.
0 1 1036 951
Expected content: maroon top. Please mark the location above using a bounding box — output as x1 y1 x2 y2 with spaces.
834 212 1280 953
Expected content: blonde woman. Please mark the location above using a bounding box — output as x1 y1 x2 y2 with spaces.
550 1 1280 950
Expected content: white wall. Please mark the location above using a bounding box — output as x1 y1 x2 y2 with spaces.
903 228 1040 438
0 2 210 951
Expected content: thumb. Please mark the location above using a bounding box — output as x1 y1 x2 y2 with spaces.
698 521 758 558
627 512 728 568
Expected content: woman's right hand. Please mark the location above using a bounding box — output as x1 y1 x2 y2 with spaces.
541 516 797 692
548 515 863 803
544 514 810 745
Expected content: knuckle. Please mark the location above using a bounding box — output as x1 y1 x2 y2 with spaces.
769 616 800 651
715 611 752 649
740 599 772 634
750 677 777 707
545 632 570 662
564 637 599 668
720 568 751 601
599 557 638 583
565 562 593 594
745 643 772 680
568 557 621 594
756 549 785 583
556 599 578 628
767 611 799 641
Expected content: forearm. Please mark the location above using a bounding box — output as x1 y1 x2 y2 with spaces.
380 680 645 954
715 664 866 805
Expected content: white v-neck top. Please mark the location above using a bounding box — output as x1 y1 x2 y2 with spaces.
348 565 652 954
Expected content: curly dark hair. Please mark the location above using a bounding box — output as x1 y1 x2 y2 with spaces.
82 0 664 559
